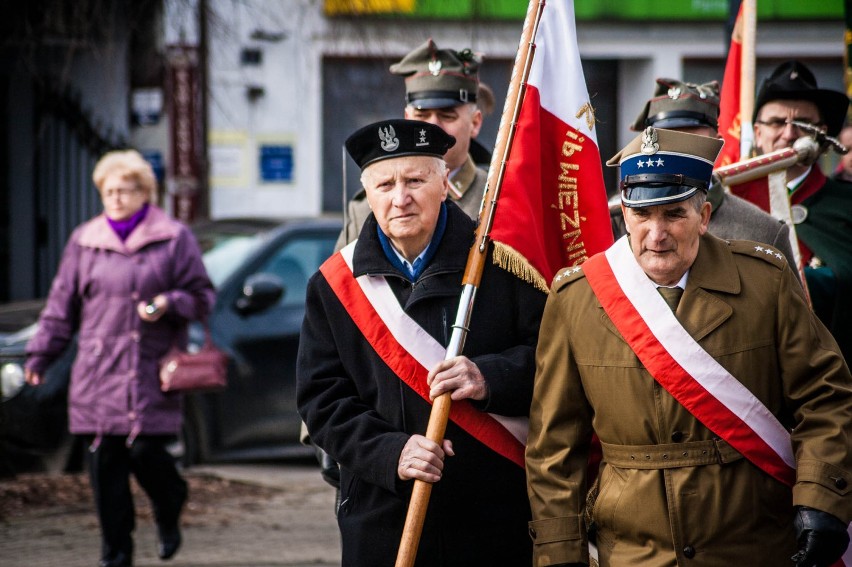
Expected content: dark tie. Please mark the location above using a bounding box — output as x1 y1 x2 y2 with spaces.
658 286 683 312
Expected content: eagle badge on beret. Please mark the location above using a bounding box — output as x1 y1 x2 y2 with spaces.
379 125 400 152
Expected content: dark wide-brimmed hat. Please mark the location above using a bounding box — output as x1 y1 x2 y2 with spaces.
345 119 456 170
607 127 724 208
753 60 849 136
631 78 720 131
390 39 481 110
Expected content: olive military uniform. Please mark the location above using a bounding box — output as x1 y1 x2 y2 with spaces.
528 127 852 567
527 233 852 566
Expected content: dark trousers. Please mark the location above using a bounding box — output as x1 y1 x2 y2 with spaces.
84 435 187 560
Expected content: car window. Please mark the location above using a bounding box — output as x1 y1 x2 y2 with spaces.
202 235 266 288
256 234 336 307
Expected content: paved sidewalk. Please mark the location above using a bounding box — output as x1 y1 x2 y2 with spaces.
0 462 341 567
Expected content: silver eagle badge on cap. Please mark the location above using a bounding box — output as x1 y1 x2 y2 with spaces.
428 59 442 76
641 127 660 155
378 125 400 152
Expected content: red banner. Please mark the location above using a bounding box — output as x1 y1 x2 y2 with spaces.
489 0 613 290
716 4 744 169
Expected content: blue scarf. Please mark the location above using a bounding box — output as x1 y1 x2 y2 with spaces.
377 202 447 282
107 203 149 242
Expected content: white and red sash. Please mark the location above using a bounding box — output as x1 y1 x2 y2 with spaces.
585 237 852 565
581 236 796 486
318 243 527 468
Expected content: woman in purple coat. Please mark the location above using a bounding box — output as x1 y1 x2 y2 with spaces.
24 149 215 567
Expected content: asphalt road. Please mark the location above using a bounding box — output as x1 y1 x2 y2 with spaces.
0 462 341 567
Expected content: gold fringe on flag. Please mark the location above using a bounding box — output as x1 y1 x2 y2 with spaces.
492 241 549 293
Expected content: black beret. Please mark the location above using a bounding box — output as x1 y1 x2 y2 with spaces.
345 119 456 170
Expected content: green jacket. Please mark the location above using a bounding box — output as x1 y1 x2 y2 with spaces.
794 167 852 361
527 234 852 566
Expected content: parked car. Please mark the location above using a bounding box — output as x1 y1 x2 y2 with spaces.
0 216 341 474
0 301 79 475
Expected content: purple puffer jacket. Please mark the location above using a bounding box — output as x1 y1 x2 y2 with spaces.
26 206 215 439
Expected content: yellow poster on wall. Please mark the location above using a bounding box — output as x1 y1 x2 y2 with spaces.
324 0 415 16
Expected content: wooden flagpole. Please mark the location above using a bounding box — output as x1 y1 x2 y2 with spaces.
739 0 757 159
393 1 545 566
736 0 808 297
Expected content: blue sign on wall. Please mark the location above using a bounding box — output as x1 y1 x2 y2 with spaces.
259 145 294 183
141 150 165 184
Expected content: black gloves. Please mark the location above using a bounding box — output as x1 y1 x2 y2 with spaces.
791 506 849 567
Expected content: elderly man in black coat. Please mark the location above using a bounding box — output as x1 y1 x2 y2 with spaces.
297 119 545 567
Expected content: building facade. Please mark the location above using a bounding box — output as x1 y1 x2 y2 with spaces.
1 0 845 301
205 0 845 220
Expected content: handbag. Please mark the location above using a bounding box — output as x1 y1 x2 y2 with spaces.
159 329 228 393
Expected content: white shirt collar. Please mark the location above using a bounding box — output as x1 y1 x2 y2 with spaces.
787 166 812 192
390 244 428 275
656 270 689 290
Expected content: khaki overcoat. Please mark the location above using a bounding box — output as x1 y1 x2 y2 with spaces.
527 234 852 567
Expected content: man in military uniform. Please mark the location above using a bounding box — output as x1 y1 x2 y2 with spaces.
611 77 798 269
752 60 852 359
335 39 488 249
299 119 544 566
527 127 852 567
313 40 493 490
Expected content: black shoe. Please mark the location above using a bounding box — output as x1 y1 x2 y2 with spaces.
157 524 182 560
99 551 132 567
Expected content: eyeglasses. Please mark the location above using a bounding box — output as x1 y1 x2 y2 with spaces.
101 187 142 199
754 118 823 133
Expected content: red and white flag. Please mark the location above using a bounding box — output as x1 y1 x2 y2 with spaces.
716 4 744 168
489 0 613 291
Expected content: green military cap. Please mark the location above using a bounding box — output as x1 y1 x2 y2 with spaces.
607 127 724 208
390 39 481 110
631 78 720 132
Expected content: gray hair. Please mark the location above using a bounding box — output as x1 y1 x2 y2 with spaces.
686 191 707 213
360 156 448 188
